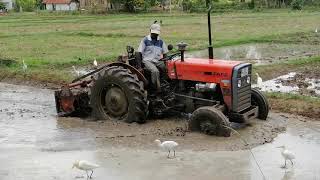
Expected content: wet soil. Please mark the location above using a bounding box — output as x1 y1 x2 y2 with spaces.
1 83 320 180
255 72 320 97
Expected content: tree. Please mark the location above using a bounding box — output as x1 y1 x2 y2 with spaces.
16 0 37 11
0 2 6 10
110 0 144 12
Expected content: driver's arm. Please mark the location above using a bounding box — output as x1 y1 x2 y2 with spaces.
137 38 146 53
162 41 169 58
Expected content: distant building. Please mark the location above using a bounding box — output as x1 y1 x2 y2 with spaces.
0 0 15 10
43 0 79 11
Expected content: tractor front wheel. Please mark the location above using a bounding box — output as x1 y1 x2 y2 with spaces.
251 88 269 120
189 106 231 137
90 66 147 123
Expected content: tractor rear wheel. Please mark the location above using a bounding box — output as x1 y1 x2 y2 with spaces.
189 106 231 137
251 88 269 120
90 66 147 123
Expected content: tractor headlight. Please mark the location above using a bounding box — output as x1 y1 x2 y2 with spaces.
246 76 251 84
237 79 242 88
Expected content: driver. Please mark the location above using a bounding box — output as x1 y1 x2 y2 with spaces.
138 23 169 93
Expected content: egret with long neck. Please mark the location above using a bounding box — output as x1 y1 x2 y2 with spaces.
155 139 178 158
72 160 99 179
277 145 295 168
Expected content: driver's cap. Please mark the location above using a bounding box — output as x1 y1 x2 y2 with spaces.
150 23 160 35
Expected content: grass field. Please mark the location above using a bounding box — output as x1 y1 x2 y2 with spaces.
0 10 319 83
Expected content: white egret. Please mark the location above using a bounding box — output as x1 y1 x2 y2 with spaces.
72 160 100 179
22 60 27 72
315 28 318 33
277 145 295 168
93 58 98 67
155 139 178 158
72 65 80 77
256 73 263 87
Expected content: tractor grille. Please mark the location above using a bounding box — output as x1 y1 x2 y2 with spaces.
232 64 252 112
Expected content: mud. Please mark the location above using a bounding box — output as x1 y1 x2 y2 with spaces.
1 82 320 180
255 72 320 97
186 43 320 65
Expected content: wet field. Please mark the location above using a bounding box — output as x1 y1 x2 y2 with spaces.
186 43 320 65
0 82 320 180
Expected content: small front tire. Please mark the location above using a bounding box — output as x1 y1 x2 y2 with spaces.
189 106 231 137
251 88 269 120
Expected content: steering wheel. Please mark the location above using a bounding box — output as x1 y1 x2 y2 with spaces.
159 52 180 61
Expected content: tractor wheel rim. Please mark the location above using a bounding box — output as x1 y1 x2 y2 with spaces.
104 86 128 117
200 120 217 135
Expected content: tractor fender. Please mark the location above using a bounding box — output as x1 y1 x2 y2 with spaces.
106 62 148 87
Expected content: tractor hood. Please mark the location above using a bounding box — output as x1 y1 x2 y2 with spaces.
167 58 243 82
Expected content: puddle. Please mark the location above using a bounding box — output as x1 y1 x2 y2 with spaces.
186 43 320 65
254 72 320 97
0 83 320 180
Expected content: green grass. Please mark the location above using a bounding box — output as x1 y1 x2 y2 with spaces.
266 92 320 119
266 92 320 103
0 10 319 83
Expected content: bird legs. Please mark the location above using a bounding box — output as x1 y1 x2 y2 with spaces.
85 170 94 179
167 150 176 158
283 159 294 168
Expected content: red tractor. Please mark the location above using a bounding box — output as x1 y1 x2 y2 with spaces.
54 8 269 137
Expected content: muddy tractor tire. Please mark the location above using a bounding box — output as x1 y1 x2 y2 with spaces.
251 88 269 120
90 66 148 123
189 106 231 137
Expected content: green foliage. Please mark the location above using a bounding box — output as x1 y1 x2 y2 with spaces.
16 0 37 11
248 0 255 9
0 2 6 10
110 0 145 12
291 0 304 10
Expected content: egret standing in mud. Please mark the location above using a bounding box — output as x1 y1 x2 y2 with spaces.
22 60 27 73
72 160 100 179
256 73 263 87
277 145 295 168
155 139 178 158
72 65 80 77
93 58 98 67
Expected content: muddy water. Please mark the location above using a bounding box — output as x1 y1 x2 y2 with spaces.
0 83 320 180
254 72 320 97
186 43 320 65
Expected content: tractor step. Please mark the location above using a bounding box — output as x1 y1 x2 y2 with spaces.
228 106 259 123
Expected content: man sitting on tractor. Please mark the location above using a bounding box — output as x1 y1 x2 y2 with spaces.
138 23 169 92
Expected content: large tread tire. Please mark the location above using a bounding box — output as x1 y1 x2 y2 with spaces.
189 106 231 137
251 88 269 120
90 66 147 123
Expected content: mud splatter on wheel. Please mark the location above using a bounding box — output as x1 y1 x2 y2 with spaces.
189 106 231 137
90 66 147 123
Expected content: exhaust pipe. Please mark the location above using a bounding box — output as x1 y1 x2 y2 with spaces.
207 4 213 59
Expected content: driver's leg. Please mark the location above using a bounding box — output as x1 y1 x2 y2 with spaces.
143 60 160 91
155 61 166 75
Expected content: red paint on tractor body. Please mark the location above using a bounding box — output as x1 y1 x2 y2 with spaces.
167 58 242 109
